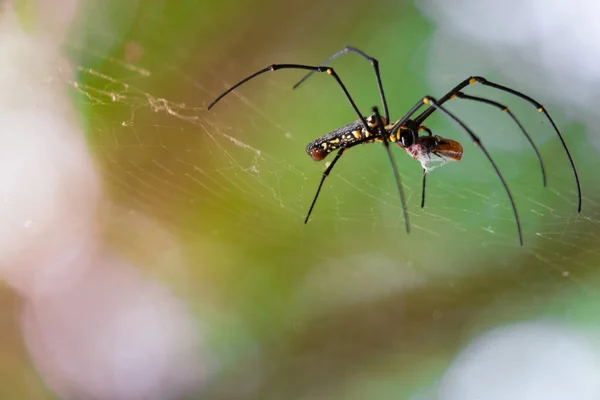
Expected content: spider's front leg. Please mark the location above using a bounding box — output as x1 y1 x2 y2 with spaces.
419 97 523 245
414 77 580 213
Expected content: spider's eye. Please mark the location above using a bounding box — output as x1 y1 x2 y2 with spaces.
400 130 415 147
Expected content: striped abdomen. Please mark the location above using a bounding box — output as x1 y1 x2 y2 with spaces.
306 116 389 161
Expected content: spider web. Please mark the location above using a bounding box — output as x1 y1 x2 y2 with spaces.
59 1 600 398
78 47 595 270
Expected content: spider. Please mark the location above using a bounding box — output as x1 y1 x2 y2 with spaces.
208 46 581 246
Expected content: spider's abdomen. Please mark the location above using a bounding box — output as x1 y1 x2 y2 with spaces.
306 116 388 161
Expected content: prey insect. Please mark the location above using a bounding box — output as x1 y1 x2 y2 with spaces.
402 132 464 208
208 46 581 246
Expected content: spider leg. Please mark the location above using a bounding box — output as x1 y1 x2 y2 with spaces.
372 106 409 233
421 96 523 246
292 46 390 121
209 63 413 230
387 101 439 211
421 169 427 209
414 76 580 212
420 126 433 136
454 91 546 187
417 92 547 208
208 63 369 127
419 126 433 209
304 148 346 224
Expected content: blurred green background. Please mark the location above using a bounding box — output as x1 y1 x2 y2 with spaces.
2 0 599 398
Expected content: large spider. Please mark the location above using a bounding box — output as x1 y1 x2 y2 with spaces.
208 46 581 246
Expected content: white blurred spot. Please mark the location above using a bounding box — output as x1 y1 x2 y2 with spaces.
438 321 600 400
0 3 99 297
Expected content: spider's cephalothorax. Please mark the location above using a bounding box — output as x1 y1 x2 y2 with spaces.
208 46 582 246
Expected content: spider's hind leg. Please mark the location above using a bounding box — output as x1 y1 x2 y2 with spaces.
304 147 347 224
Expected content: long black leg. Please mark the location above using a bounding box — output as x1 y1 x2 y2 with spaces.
454 91 547 187
390 100 429 136
391 96 522 245
291 46 390 122
388 99 432 210
304 148 346 224
414 76 580 212
419 126 433 209
421 170 427 208
209 63 410 228
208 64 370 127
423 97 523 246
372 106 409 233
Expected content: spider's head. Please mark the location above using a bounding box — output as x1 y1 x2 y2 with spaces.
399 129 417 147
392 121 418 148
